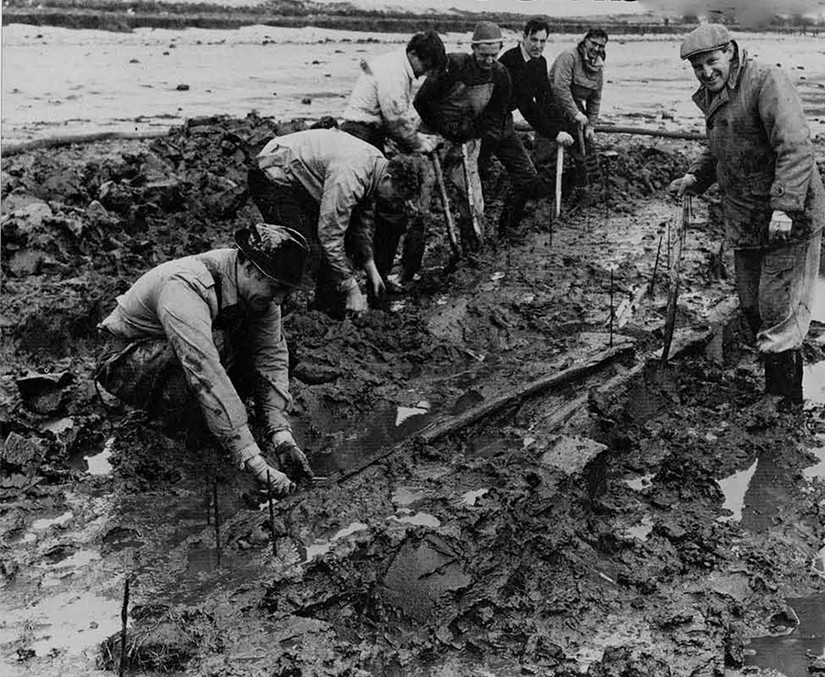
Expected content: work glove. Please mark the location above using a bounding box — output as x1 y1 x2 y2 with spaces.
273 441 315 482
418 133 440 154
555 131 574 147
768 210 793 243
574 111 589 127
338 276 368 316
244 453 295 496
667 173 697 196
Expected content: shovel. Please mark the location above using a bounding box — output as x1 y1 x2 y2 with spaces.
431 153 461 258
660 196 691 364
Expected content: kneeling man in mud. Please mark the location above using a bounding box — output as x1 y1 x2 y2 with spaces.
669 24 824 410
248 128 420 316
95 224 314 496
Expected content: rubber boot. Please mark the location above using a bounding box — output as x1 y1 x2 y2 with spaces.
497 189 529 242
741 307 761 344
764 350 804 409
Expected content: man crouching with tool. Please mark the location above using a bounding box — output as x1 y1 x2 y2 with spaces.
668 24 824 411
95 224 315 496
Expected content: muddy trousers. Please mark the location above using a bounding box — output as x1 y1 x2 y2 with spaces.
734 231 822 404
95 329 252 446
479 116 539 236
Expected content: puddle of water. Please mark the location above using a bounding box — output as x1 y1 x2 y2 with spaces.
716 460 758 523
490 271 505 282
626 515 655 542
745 593 825 672
623 473 655 492
389 512 441 528
84 436 114 476
804 361 825 406
0 590 122 658
460 488 489 506
395 403 430 427
32 511 73 531
391 486 429 507
41 416 74 435
803 436 825 480
303 521 369 563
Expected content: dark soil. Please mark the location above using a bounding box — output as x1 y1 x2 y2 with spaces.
1 115 824 677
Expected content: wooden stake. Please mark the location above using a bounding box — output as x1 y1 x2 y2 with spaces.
609 268 615 348
431 154 461 258
267 470 278 556
118 577 129 677
554 144 564 220
649 228 664 295
212 477 221 567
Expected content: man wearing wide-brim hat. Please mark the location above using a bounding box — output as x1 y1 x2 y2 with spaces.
95 223 314 496
411 21 512 254
668 23 824 411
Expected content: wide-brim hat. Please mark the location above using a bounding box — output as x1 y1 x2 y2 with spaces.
680 24 731 60
234 223 312 291
471 21 503 45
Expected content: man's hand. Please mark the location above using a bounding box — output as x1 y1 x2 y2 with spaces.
667 173 697 196
584 125 595 141
556 131 574 147
418 133 440 154
345 283 368 316
245 453 295 496
574 111 589 127
364 260 386 298
273 441 315 482
769 210 793 243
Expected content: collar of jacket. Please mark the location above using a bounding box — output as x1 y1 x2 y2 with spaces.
691 43 748 120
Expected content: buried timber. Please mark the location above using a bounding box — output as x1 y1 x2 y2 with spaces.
1 116 825 676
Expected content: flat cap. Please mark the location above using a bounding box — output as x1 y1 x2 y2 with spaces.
471 21 503 44
680 24 731 60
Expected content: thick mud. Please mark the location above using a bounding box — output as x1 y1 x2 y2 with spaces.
2 116 825 676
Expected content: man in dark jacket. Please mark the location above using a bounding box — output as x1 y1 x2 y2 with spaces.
483 18 573 239
668 24 824 410
412 21 511 252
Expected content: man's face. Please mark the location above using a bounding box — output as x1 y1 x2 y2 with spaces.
471 43 501 71
583 36 607 65
408 52 433 78
523 29 547 60
240 262 289 314
689 45 733 93
376 173 400 205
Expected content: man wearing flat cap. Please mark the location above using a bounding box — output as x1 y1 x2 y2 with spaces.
412 21 512 252
95 224 314 496
669 23 824 410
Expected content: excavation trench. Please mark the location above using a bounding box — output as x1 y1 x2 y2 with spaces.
1 116 824 677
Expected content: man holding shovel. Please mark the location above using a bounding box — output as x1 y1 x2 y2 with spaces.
668 24 824 410
413 21 512 252
95 224 314 496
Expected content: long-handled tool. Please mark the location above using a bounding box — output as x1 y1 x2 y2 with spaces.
431 153 461 258
661 196 691 364
460 142 484 248
554 143 564 220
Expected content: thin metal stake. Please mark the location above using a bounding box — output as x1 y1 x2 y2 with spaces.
212 477 221 567
267 470 278 556
609 268 615 347
118 577 129 677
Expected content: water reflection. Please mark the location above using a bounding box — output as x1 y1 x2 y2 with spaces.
746 593 825 672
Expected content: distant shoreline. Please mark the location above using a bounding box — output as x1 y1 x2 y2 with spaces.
3 4 822 35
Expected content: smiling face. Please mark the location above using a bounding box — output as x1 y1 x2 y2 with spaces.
471 42 501 71
523 29 547 60
238 260 289 314
689 44 734 93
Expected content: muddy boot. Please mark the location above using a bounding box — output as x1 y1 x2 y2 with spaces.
741 307 761 344
771 349 804 409
400 213 429 283
497 189 529 242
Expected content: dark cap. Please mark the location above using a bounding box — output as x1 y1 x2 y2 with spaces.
234 223 311 290
680 24 731 60
471 21 503 45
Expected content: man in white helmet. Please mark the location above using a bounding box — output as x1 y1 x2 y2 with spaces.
668 23 824 411
96 224 314 496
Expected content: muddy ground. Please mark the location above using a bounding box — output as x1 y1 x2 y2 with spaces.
1 115 825 677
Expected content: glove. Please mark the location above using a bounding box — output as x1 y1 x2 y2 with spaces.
344 282 368 316
574 111 589 127
244 454 295 496
273 441 315 482
667 173 697 196
555 131 574 147
418 133 440 154
768 210 793 243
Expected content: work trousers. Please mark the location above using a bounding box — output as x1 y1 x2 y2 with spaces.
479 115 540 233
734 231 822 355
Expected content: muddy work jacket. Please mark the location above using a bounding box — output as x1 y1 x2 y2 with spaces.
98 248 292 461
257 129 387 284
688 47 825 249
342 50 427 152
549 44 603 126
413 52 511 143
